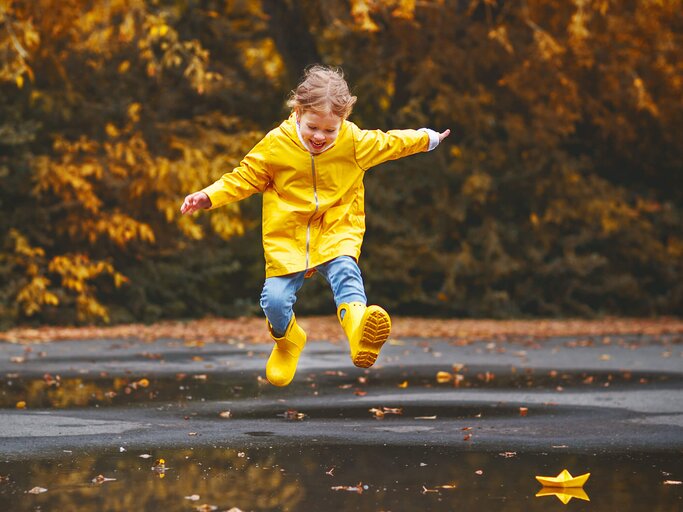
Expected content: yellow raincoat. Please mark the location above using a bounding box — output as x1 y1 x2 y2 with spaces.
202 114 430 277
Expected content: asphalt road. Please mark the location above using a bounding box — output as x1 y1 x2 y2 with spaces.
1 333 682 457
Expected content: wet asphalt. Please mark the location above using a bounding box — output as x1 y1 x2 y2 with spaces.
0 333 682 458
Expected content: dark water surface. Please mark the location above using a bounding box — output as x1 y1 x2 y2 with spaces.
1 446 681 511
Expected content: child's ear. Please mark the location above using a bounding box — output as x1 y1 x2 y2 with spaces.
295 108 302 123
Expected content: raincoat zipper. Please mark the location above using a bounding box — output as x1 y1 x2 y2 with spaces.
305 154 319 270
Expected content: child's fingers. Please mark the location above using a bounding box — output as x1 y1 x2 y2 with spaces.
180 196 196 214
439 129 451 141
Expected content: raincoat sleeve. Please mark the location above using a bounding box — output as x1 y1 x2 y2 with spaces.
351 123 430 171
201 133 273 209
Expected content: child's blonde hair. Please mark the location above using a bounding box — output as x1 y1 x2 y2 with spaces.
287 65 357 119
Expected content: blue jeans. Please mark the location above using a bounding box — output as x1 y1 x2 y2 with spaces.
260 256 367 335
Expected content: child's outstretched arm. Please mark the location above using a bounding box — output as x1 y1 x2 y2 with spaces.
352 124 451 171
179 133 273 215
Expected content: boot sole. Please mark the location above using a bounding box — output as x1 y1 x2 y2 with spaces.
353 306 391 368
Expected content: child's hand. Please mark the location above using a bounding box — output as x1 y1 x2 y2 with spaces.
180 191 211 215
439 129 451 142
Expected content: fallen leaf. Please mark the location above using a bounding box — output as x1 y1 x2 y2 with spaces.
185 494 200 501
15 401 26 409
599 354 612 361
463 434 472 441
477 371 495 383
43 373 61 387
10 357 25 364
369 407 403 419
354 389 367 396
92 474 116 484
398 380 409 388
499 452 517 458
475 470 484 475
415 416 437 420
519 407 529 416
436 371 452 383
237 452 245 458
281 409 307 421
139 454 152 459
194 505 217 512
664 480 682 485
219 411 232 419
27 487 47 494
369 408 385 419
331 482 364 494
151 459 167 473
383 407 403 415
188 432 198 436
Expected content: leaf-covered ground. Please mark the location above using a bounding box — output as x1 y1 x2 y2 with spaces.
1 317 681 345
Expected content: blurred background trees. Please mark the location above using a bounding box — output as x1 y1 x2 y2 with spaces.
1 0 681 327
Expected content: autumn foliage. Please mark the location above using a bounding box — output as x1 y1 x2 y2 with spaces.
1 0 681 327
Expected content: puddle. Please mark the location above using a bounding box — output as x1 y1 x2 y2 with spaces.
0 446 680 511
369 366 679 391
1 368 677 410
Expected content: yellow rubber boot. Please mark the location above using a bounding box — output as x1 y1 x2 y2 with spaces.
265 315 307 387
337 302 391 368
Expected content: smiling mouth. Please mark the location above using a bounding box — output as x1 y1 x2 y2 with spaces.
310 140 325 150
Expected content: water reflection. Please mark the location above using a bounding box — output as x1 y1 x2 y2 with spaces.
1 367 678 410
536 486 591 504
0 446 680 511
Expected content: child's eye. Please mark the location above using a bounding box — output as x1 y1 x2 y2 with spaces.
325 129 336 133
307 125 317 130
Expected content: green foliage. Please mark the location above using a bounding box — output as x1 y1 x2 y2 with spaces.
1 0 681 326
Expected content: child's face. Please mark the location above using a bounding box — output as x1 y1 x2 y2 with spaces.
297 110 343 153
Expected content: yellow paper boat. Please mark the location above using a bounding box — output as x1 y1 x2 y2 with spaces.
536 486 590 504
535 469 590 488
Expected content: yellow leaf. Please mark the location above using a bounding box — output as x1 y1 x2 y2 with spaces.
105 123 119 138
16 75 24 88
436 371 453 383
